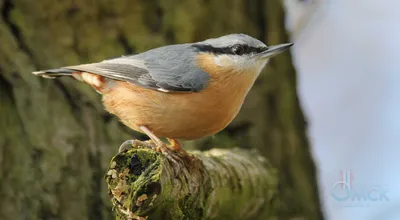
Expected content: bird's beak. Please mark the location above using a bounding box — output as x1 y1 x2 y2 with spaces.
259 42 294 59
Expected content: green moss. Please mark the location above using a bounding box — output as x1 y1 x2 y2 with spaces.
106 148 165 219
107 148 280 220
179 194 204 220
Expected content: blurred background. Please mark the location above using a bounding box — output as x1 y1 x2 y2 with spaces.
0 0 399 220
285 0 400 219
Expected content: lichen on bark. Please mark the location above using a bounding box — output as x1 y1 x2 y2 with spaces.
106 147 278 220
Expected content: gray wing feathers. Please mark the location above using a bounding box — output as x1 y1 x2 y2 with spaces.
65 62 149 85
140 45 210 92
63 44 210 92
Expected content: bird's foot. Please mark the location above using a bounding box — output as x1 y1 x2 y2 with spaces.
153 140 184 164
152 139 195 176
166 138 195 161
137 125 194 161
118 139 156 153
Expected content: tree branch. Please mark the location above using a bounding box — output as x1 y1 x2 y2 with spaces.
106 147 278 220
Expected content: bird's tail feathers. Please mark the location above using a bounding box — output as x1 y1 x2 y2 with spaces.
32 68 75 79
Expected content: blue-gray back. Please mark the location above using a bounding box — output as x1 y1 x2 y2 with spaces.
62 44 210 92
130 44 210 92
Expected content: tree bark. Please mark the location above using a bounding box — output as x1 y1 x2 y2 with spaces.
106 147 277 220
0 0 322 219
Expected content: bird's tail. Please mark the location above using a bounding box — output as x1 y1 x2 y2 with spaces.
32 68 75 79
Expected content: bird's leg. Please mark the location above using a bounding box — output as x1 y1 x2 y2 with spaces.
139 126 166 149
118 126 192 170
118 126 163 153
139 126 178 156
139 126 193 167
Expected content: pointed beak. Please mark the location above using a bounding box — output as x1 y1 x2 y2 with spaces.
259 42 294 59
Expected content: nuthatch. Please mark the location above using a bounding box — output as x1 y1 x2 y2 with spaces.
33 34 293 154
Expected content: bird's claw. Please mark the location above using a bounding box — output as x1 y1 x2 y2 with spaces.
154 142 183 163
152 141 197 176
118 139 156 153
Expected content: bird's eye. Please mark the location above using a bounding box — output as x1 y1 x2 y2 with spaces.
231 44 247 55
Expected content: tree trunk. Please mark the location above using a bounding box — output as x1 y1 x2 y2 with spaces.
106 147 277 220
0 0 322 219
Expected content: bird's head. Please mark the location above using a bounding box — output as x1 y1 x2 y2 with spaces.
192 34 293 75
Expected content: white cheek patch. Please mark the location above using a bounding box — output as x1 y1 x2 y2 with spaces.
213 56 223 66
234 56 252 69
213 55 234 67
213 54 268 76
229 55 262 71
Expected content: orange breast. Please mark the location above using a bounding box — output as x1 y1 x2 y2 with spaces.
101 54 260 140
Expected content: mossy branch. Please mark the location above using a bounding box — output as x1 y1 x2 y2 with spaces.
105 147 278 220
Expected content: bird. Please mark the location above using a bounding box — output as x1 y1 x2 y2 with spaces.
32 34 293 155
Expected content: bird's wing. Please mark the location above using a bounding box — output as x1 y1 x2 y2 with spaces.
63 45 210 93
138 45 210 92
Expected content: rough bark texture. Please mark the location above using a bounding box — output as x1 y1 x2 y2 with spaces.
106 148 277 220
0 0 322 220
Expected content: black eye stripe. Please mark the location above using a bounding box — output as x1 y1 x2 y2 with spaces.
192 44 266 55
